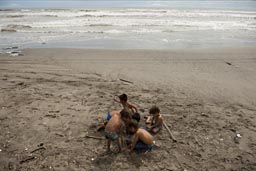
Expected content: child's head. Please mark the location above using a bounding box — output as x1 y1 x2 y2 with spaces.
132 112 140 123
120 108 132 123
149 106 160 117
118 94 128 103
127 120 139 134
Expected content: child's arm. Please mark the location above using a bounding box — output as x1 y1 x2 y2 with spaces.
128 103 138 113
117 123 126 151
146 116 152 124
129 133 139 152
114 96 121 103
151 116 163 128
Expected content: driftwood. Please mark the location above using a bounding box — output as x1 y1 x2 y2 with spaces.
163 121 177 142
225 61 232 66
85 135 105 140
119 79 133 84
20 156 35 164
30 147 46 153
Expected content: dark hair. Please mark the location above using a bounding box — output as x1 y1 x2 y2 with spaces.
132 113 140 123
118 94 127 102
128 120 139 130
120 108 131 119
149 106 160 114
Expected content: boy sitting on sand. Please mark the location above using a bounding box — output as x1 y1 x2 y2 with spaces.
114 93 138 113
127 120 154 152
105 109 131 152
146 106 163 134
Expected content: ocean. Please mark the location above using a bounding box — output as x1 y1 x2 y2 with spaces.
0 1 256 49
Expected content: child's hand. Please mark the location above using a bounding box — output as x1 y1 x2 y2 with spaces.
125 149 132 154
114 96 119 101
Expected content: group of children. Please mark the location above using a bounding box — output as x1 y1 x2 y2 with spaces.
101 93 163 153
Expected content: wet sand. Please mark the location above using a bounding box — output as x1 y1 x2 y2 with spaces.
0 47 256 171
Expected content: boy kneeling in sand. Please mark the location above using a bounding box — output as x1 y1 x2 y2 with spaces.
127 120 154 152
105 109 131 152
146 106 163 134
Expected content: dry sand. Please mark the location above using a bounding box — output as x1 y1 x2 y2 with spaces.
0 47 256 171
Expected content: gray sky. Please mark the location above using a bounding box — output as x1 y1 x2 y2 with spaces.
0 0 256 10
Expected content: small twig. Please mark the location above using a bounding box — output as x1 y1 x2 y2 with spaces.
225 61 232 66
85 135 105 140
119 79 133 84
30 147 46 153
20 156 35 164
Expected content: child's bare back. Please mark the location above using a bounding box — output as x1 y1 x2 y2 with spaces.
105 114 124 134
136 128 154 145
104 109 131 152
127 120 154 152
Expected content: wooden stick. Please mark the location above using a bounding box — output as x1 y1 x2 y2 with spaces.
30 147 46 153
119 79 133 84
163 121 177 142
85 135 105 140
20 156 35 164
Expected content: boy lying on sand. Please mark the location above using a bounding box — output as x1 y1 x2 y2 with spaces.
127 120 154 152
105 109 131 152
146 106 163 134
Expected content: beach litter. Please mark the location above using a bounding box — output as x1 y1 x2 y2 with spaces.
234 133 242 144
6 50 23 57
3 46 18 50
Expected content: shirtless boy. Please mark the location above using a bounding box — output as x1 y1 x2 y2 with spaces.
105 109 131 152
114 93 138 113
127 120 154 152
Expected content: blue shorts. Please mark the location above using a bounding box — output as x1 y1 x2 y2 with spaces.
134 140 153 151
106 112 111 121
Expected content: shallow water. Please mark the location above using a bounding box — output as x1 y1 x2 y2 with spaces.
0 8 256 49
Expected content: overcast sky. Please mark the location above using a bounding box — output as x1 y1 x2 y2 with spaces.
0 0 255 10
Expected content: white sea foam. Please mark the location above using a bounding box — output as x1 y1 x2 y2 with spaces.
0 8 256 49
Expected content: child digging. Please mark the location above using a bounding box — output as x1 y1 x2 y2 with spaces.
104 109 131 152
127 120 154 152
114 93 138 113
98 93 138 131
146 106 163 134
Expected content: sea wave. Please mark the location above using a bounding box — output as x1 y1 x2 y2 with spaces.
1 9 255 19
1 8 256 46
1 24 32 31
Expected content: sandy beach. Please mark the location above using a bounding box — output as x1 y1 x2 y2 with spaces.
0 47 256 171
